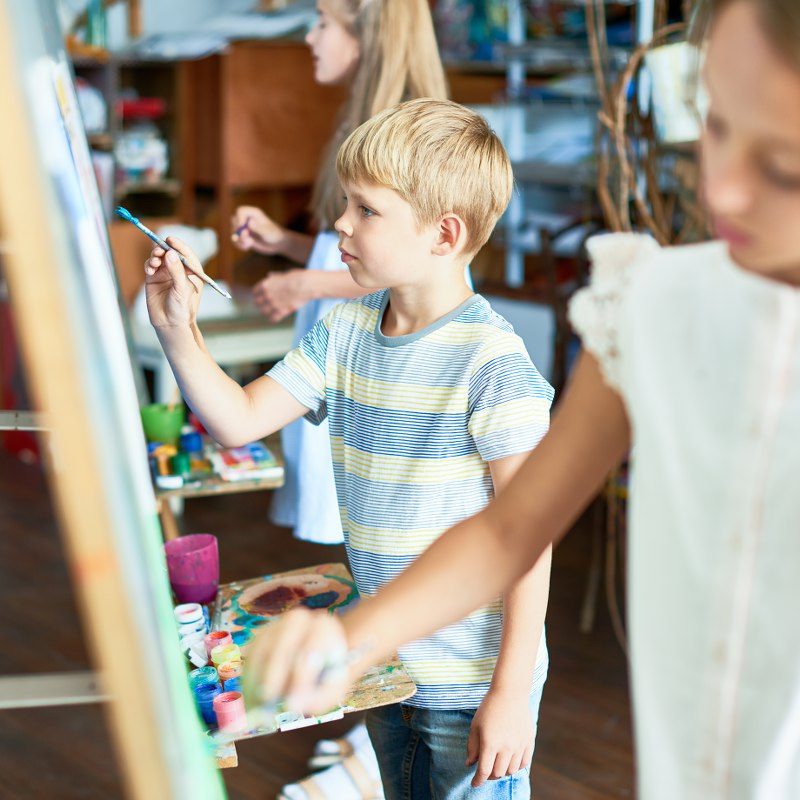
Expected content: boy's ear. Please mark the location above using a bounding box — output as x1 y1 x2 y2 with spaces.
432 213 468 257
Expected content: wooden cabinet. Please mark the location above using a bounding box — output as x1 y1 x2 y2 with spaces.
179 41 346 282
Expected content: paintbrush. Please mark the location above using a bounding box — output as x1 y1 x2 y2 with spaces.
213 641 374 745
231 215 251 241
115 206 232 300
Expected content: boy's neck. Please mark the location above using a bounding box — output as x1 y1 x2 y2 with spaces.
381 265 474 337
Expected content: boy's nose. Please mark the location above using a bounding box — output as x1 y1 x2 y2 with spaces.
334 214 352 237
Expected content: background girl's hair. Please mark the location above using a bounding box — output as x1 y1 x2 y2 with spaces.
692 0 800 72
311 0 448 228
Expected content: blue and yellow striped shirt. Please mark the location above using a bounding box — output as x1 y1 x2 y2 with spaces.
269 290 553 708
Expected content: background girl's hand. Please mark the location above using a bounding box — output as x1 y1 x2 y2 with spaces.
144 236 204 329
231 206 288 256
243 607 352 717
466 687 535 787
252 269 315 321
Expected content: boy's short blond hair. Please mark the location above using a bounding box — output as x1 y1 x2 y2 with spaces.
336 98 513 255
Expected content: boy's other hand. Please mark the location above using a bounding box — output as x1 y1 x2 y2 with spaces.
252 269 313 322
466 687 535 787
144 236 204 329
231 206 287 256
243 607 351 717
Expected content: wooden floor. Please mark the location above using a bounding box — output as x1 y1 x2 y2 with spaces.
0 448 634 799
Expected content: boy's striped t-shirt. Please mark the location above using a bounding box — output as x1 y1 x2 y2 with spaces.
268 290 554 708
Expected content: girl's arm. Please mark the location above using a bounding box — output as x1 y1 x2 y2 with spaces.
344 352 629 667
245 351 630 712
231 206 315 264
279 230 316 264
252 269 371 322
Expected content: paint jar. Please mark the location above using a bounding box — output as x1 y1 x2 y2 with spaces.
164 533 219 605
213 691 247 734
178 621 206 640
211 643 241 670
174 603 204 626
217 660 242 693
171 452 191 478
189 666 219 692
204 631 232 659
194 681 222 725
180 630 206 650
180 430 203 455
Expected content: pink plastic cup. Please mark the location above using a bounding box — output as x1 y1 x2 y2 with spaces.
213 691 247 733
164 533 219 605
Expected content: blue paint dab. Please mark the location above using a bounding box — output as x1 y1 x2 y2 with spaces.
301 591 338 609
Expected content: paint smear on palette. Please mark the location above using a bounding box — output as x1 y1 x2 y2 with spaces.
343 656 416 712
215 564 359 650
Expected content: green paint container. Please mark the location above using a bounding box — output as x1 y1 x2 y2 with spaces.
140 403 185 445
171 452 192 478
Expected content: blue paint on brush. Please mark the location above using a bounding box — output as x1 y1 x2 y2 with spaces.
115 206 232 299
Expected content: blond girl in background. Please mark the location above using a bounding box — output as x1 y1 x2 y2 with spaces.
232 3 446 798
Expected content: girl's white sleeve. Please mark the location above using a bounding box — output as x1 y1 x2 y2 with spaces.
568 233 660 394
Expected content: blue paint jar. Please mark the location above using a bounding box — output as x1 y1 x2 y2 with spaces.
180 431 203 455
189 666 219 692
195 682 222 725
223 676 242 694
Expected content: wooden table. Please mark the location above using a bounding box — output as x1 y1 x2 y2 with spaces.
132 309 295 405
155 437 285 540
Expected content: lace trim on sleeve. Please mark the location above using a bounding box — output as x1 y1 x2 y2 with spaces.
568 233 660 393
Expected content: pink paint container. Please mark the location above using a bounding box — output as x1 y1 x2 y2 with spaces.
213 691 247 733
204 630 233 658
164 534 219 605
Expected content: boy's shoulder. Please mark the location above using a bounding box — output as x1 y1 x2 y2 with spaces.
324 290 527 358
456 295 529 357
323 290 385 330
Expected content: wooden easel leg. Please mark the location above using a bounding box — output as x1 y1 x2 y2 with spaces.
580 497 604 633
158 498 181 541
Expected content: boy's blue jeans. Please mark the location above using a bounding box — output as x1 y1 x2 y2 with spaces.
366 656 548 800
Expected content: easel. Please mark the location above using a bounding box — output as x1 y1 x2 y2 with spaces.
0 1 225 796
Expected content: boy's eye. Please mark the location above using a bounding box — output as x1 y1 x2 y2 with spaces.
360 206 375 218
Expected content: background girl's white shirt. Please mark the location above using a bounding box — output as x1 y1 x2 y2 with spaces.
569 233 800 800
270 231 345 544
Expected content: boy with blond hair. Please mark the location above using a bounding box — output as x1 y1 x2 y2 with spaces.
144 99 553 799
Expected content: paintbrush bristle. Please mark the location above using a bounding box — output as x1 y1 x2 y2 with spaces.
114 206 134 222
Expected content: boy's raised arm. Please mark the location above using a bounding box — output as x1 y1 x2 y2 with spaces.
145 238 311 447
244 351 630 713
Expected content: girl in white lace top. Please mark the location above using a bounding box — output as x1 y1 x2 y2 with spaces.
247 2 800 797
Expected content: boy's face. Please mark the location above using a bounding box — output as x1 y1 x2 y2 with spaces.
334 182 442 289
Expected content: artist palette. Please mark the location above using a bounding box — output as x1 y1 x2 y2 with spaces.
210 563 417 746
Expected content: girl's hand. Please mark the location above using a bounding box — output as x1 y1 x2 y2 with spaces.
243 608 351 717
231 206 288 256
466 687 535 787
252 269 315 321
144 236 204 329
